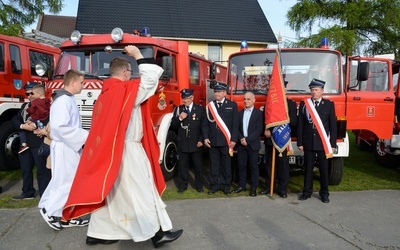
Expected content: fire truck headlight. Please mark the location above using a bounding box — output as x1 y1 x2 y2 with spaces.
111 28 124 42
35 63 47 76
71 30 82 44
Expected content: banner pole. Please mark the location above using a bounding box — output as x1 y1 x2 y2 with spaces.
269 147 276 197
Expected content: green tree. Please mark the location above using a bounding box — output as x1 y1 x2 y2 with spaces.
286 0 400 58
0 0 63 36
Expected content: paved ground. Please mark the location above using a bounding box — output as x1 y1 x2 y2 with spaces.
0 177 399 250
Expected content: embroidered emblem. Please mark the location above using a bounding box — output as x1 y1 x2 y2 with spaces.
157 91 167 110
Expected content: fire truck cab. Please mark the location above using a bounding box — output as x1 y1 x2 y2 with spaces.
353 58 400 167
47 28 226 180
0 34 60 171
221 41 396 185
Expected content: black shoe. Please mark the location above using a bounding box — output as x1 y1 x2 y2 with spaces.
250 189 257 197
299 194 311 201
232 187 246 193
208 189 217 195
259 189 270 195
196 188 204 193
12 194 35 200
223 189 231 195
86 236 119 245
152 229 183 248
321 197 330 203
177 188 186 194
277 191 287 198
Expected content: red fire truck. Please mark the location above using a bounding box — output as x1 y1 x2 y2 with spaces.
47 28 226 180
0 34 60 171
219 40 396 185
353 59 400 168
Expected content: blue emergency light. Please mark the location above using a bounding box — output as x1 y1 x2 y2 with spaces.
240 40 248 51
320 38 329 49
141 27 150 36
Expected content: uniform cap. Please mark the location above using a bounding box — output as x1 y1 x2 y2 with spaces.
24 82 39 90
213 82 227 91
181 88 194 98
308 78 325 89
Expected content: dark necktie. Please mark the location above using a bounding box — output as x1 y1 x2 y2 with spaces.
186 106 191 115
314 101 319 108
217 102 222 108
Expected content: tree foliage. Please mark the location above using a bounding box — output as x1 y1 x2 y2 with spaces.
286 0 400 58
0 0 63 36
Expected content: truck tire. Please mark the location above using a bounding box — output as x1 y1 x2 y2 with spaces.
0 121 20 171
161 131 178 181
374 139 398 168
328 157 343 185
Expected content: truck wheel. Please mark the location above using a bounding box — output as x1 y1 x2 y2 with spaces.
374 139 398 168
161 131 178 181
328 157 343 185
0 121 20 171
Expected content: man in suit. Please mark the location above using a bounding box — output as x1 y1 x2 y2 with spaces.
170 89 205 193
233 92 263 197
203 82 239 195
297 78 337 203
261 81 297 198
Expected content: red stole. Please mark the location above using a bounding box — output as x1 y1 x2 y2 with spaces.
62 78 165 220
207 102 233 156
304 98 333 159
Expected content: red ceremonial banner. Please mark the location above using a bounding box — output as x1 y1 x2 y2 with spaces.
264 50 289 129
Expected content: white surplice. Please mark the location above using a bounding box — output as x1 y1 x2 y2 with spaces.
87 64 172 242
38 94 88 217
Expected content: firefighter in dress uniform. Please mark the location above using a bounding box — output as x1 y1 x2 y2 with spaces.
170 89 205 193
297 78 337 203
203 82 239 195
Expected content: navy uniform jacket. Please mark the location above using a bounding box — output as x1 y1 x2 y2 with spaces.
297 98 337 151
238 107 263 151
170 103 205 153
202 99 239 147
12 102 46 148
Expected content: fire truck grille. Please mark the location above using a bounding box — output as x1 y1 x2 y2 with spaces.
81 105 94 112
81 116 92 130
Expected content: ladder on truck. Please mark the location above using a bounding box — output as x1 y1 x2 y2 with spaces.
20 29 66 47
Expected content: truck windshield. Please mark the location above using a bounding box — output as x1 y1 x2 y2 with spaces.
228 51 341 95
54 46 154 79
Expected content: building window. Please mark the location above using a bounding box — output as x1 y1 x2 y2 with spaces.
208 43 221 61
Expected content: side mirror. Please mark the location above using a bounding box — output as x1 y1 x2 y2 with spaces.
357 62 369 81
210 62 216 79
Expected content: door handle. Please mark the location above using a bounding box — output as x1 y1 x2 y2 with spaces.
384 97 393 102
353 97 361 100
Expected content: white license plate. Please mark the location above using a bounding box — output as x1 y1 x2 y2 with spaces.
288 156 296 164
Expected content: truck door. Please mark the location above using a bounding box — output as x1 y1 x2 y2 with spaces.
345 57 395 139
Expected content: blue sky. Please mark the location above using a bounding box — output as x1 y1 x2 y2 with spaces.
28 0 301 43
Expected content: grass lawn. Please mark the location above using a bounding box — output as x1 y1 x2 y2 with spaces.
1 132 399 208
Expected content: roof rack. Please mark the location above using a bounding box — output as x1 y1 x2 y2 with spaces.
20 29 66 47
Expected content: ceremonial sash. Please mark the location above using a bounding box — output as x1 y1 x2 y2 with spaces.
207 102 233 155
304 98 333 159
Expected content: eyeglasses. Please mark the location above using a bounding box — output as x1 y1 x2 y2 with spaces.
26 92 34 96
